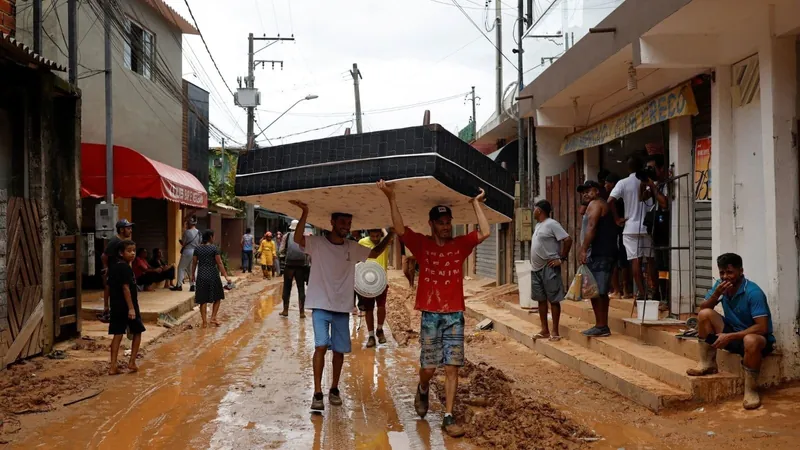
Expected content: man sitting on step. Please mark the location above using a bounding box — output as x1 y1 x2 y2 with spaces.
687 253 775 410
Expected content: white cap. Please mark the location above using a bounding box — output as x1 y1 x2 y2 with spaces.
289 219 299 230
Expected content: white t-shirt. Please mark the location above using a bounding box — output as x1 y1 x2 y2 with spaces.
530 218 569 272
608 173 653 235
302 235 372 313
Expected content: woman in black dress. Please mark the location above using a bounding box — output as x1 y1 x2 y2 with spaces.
191 230 232 328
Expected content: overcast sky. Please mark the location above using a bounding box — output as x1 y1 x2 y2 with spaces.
163 0 531 148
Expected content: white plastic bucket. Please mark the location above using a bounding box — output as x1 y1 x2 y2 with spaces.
636 300 660 321
515 260 533 308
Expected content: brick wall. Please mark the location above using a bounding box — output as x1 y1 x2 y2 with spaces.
0 188 7 338
0 0 15 36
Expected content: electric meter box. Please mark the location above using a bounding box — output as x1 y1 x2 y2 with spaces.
235 88 260 108
95 203 118 240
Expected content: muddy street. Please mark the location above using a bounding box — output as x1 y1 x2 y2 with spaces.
10 280 474 450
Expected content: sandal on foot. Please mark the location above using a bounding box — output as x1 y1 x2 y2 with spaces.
548 335 562 342
533 333 550 340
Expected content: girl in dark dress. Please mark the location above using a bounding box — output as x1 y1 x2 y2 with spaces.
191 230 232 328
108 240 146 375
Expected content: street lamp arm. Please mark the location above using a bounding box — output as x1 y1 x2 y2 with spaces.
252 95 319 143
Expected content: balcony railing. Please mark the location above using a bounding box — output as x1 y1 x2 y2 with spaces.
522 0 624 85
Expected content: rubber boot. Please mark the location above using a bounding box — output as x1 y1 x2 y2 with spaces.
686 341 718 376
742 365 761 410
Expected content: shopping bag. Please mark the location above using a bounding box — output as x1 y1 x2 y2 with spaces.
565 265 599 301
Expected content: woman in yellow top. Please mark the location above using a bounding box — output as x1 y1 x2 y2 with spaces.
257 231 277 279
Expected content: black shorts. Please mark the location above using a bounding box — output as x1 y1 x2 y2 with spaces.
705 323 775 357
108 315 146 336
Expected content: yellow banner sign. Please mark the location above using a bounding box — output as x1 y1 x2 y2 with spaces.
560 82 698 155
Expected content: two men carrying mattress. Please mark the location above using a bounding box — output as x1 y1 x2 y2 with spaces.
289 180 490 438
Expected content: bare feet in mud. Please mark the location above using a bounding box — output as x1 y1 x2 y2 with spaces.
210 319 221 327
108 364 121 376
127 364 139 373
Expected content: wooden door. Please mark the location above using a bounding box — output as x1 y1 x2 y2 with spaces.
1 198 45 366
545 163 583 289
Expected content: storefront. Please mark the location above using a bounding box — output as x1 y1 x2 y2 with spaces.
560 81 700 313
80 143 208 278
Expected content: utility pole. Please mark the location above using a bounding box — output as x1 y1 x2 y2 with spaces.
33 0 42 54
68 0 77 85
104 0 113 204
516 0 528 260
495 0 503 115
350 63 363 134
470 86 478 129
241 33 295 232
220 138 226 195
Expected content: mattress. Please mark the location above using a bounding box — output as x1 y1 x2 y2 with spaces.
235 124 515 230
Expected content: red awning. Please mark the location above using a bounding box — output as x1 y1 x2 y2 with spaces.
81 143 208 208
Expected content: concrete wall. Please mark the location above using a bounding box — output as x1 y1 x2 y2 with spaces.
711 27 800 378
669 116 693 313
16 0 184 168
534 128 577 201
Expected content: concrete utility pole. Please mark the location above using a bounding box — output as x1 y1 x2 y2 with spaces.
68 0 77 85
244 33 295 232
350 63 363 134
495 0 503 115
33 0 42 54
220 138 226 196
470 86 478 129
104 0 113 203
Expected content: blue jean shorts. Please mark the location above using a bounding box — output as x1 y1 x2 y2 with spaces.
312 309 352 354
419 311 465 369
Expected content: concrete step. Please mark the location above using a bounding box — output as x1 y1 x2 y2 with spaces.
503 302 741 401
466 300 692 412
558 300 783 386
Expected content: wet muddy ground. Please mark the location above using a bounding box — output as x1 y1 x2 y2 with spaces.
4 274 800 449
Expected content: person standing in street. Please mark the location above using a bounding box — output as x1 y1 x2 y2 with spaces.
357 229 395 348
241 228 254 274
529 200 572 342
191 230 232 328
274 231 283 276
378 180 489 439
107 239 145 375
280 220 307 318
257 231 277 279
578 180 619 338
290 200 392 413
99 219 134 323
172 217 200 292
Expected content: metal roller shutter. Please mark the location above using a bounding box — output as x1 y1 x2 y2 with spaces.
476 225 497 280
692 76 713 305
132 199 168 261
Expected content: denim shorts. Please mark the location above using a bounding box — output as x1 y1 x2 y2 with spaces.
312 309 352 354
586 256 615 296
419 311 465 369
531 265 565 304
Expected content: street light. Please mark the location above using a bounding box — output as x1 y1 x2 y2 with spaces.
252 94 319 143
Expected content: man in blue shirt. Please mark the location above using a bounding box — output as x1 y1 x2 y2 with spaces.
687 253 775 410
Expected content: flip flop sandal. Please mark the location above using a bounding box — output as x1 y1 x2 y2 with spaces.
533 333 550 340
548 336 562 342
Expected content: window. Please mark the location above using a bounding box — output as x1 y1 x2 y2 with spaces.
124 19 154 80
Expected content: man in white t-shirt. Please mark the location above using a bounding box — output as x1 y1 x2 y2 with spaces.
608 155 656 300
290 200 394 412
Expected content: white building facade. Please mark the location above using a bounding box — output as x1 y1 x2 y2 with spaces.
478 0 800 380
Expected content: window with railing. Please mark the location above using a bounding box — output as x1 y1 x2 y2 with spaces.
522 0 624 84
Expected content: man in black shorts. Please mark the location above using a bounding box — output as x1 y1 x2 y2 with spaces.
100 219 133 323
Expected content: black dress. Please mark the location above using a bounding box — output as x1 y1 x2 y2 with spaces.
108 261 146 335
194 244 225 304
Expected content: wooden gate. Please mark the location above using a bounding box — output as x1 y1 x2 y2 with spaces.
545 163 584 289
54 235 82 336
1 198 45 366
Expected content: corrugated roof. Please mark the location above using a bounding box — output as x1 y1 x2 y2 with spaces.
0 32 66 71
143 0 200 35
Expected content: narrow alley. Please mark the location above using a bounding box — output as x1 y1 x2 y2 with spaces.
10 281 473 450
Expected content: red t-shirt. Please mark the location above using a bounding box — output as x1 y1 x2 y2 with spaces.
132 257 149 279
401 227 480 313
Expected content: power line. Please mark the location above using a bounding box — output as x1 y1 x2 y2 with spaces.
450 0 519 71
182 0 235 97
257 91 470 118
264 119 353 142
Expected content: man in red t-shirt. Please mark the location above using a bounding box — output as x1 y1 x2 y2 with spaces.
378 180 490 438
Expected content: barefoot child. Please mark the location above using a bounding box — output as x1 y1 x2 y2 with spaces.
108 240 146 375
